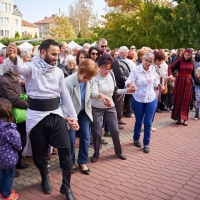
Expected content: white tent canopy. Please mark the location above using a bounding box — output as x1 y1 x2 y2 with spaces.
91 41 97 46
0 43 6 49
68 41 82 50
18 42 33 50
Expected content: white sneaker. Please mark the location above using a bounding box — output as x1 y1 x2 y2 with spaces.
151 127 156 132
193 116 198 120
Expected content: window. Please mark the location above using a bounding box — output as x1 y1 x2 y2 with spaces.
0 17 3 24
4 17 9 24
9 4 11 12
5 30 9 36
1 2 7 12
0 30 4 36
14 19 18 25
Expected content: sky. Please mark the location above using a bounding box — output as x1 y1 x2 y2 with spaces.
12 0 108 23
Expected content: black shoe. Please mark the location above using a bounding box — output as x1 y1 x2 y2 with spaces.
78 164 90 175
116 153 127 160
101 139 108 145
134 141 142 148
16 162 29 169
15 170 20 178
144 146 150 153
71 167 77 174
91 155 99 163
39 169 52 194
156 109 162 113
118 121 126 125
118 125 124 129
125 114 133 118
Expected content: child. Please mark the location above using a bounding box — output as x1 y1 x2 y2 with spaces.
0 98 22 200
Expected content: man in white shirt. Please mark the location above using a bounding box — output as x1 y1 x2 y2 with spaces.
6 39 79 200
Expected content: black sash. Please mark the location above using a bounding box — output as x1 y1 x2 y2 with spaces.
29 97 60 111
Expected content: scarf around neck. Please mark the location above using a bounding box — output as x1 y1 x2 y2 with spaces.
33 55 56 75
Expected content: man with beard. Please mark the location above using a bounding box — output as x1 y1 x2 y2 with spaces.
6 39 79 200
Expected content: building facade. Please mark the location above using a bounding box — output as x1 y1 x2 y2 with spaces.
22 20 39 38
0 0 22 39
34 14 56 38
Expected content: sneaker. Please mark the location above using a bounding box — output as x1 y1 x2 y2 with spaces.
193 116 198 120
0 190 15 198
2 193 18 200
143 146 150 153
151 127 156 132
101 139 108 145
166 108 172 112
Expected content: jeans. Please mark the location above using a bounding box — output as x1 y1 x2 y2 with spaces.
68 109 90 165
0 166 15 198
131 97 157 146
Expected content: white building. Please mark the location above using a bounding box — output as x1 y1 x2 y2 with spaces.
0 0 22 39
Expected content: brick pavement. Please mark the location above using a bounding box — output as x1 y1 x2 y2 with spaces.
13 110 200 200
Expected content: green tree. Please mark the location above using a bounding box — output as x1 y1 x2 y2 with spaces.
68 0 100 38
14 32 20 39
47 15 76 39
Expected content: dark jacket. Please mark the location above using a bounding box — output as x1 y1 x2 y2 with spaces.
113 56 131 89
0 73 28 109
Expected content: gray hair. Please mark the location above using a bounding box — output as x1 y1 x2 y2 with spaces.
2 58 12 74
143 51 155 61
64 55 76 66
20 49 31 59
118 46 129 53
0 49 6 57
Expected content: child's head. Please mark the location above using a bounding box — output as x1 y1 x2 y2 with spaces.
0 98 14 123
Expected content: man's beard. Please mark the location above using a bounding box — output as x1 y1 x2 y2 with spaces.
44 54 55 66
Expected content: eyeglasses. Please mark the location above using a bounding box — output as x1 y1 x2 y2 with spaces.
101 67 111 72
91 52 98 55
101 45 107 48
144 59 152 64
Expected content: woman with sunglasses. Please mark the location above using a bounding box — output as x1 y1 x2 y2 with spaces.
125 52 163 153
88 46 100 62
90 54 134 163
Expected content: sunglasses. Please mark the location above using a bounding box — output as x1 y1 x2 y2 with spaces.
91 52 98 55
130 47 135 50
101 45 107 48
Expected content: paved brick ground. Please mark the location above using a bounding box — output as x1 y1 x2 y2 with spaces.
13 110 200 200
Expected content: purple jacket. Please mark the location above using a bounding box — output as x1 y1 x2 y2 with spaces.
0 120 22 169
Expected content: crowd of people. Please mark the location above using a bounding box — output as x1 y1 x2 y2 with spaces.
0 38 200 200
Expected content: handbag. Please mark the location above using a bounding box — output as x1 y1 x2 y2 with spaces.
12 94 28 124
110 71 123 104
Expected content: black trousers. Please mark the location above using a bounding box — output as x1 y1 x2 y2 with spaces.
30 114 72 171
16 122 26 162
124 94 132 116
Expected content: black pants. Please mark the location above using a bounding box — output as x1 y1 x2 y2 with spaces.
124 94 132 116
16 122 26 162
30 114 72 171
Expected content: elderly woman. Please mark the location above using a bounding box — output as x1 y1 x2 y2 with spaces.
20 49 32 62
61 59 111 175
61 55 77 78
125 52 163 153
168 48 195 126
90 54 134 163
0 58 29 176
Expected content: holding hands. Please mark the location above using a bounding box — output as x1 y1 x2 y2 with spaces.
6 42 18 64
126 82 137 93
99 93 112 107
65 117 79 131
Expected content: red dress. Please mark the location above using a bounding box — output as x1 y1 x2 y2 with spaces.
168 58 194 121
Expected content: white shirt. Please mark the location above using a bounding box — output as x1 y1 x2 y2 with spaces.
9 57 77 134
125 63 159 103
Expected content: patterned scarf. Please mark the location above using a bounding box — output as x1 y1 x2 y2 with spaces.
33 56 56 76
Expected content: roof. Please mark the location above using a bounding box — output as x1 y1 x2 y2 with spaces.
22 20 38 27
34 15 56 24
